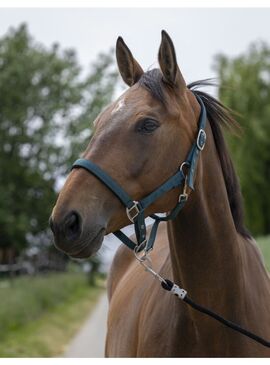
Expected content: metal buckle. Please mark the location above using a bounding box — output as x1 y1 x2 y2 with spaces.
197 129 206 151
126 201 140 222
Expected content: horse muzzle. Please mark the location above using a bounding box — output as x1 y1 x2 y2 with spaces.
49 210 106 259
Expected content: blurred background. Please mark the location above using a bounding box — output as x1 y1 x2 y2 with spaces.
0 7 270 358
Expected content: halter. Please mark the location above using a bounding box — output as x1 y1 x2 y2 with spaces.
71 95 207 253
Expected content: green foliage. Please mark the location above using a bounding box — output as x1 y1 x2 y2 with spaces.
214 42 270 236
0 24 118 252
67 52 118 163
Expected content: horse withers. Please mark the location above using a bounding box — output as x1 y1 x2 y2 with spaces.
50 31 270 357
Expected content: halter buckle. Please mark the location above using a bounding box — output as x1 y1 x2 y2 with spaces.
126 201 140 222
197 129 206 151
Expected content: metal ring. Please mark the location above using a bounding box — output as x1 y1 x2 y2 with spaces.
179 162 190 177
134 240 147 260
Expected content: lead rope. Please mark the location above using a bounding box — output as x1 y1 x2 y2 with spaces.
134 248 270 349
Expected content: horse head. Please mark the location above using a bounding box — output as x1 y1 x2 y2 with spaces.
49 31 200 258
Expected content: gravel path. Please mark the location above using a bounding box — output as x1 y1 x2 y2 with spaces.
64 293 108 358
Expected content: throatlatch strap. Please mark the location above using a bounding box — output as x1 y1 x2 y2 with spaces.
139 170 185 210
145 194 188 252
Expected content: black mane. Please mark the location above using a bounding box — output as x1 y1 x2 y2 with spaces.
139 70 250 239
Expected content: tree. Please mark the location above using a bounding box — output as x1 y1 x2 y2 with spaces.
214 42 270 236
0 24 118 258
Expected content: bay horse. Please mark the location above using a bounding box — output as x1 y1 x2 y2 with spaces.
50 31 270 357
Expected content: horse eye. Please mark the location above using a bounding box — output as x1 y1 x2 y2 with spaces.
136 119 160 134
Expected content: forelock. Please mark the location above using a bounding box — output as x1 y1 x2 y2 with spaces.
138 69 166 104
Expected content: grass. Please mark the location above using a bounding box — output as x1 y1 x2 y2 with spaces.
257 235 270 271
0 272 104 357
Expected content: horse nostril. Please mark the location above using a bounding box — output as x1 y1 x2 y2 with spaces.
64 211 81 240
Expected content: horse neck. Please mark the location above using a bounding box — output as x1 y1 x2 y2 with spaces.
167 121 244 315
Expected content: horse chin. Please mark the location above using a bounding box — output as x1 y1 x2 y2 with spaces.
58 228 106 259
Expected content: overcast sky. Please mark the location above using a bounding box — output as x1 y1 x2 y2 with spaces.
0 8 270 86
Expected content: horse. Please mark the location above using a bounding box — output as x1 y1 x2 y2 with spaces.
49 31 270 357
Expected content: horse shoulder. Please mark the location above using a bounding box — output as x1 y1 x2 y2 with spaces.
107 243 134 301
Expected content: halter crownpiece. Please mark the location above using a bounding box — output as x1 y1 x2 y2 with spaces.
72 94 207 253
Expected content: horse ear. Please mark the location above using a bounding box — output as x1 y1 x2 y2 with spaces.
116 36 144 87
158 30 186 88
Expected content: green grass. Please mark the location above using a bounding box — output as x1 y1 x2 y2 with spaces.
257 235 270 271
0 272 104 357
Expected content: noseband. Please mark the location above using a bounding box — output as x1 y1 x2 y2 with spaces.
72 95 207 253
